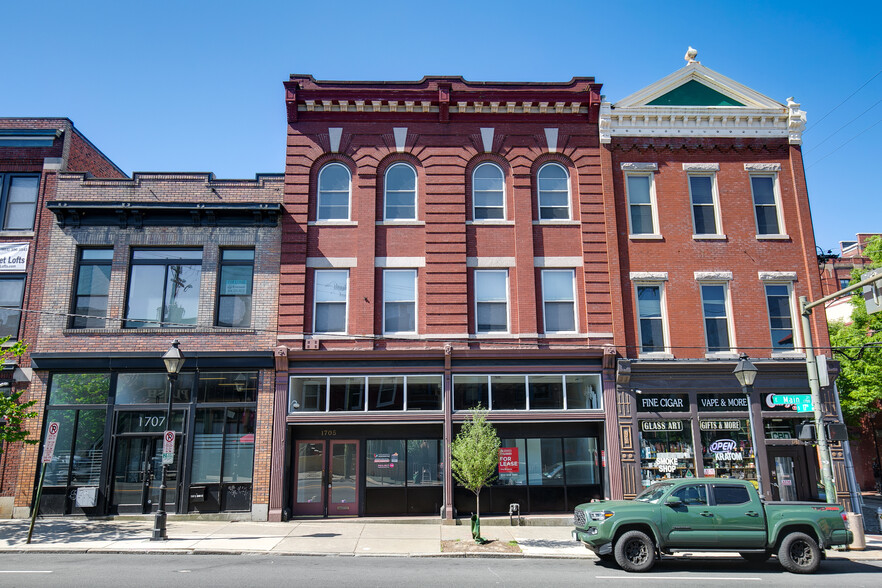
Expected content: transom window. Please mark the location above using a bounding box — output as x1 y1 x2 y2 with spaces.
71 248 113 328
700 283 733 353
688 174 720 235
750 175 783 235
216 249 254 328
475 270 508 333
452 374 602 411
124 249 202 328
383 269 416 333
0 173 40 230
472 163 505 220
537 163 570 220
626 173 657 235
765 283 795 350
384 163 417 220
636 283 666 353
541 269 576 333
317 163 351 220
313 269 348 334
289 375 442 412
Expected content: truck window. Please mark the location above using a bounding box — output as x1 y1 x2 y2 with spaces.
713 484 751 505
670 484 707 506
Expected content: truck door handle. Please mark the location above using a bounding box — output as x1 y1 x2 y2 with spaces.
745 511 760 517
700 511 714 517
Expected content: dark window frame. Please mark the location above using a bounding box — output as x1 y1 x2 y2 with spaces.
0 173 40 231
123 248 203 329
0 274 26 340
70 248 114 329
215 249 255 328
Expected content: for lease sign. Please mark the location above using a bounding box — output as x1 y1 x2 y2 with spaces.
499 447 519 473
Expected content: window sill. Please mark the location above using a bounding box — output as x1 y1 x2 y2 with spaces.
756 234 790 240
309 220 358 226
638 352 675 359
771 351 806 360
541 332 588 338
629 234 664 240
0 230 35 238
704 352 739 359
376 220 425 226
532 219 579 226
62 327 257 335
470 332 514 338
467 220 514 226
693 234 727 240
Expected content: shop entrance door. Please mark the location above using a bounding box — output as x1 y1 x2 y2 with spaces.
766 446 812 501
292 439 359 517
111 436 179 514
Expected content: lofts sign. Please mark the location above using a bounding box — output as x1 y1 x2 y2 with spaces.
0 243 28 272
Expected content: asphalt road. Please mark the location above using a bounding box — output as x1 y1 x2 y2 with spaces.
0 553 880 587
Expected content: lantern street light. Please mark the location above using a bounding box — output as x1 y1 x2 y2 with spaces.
733 354 764 498
151 339 185 541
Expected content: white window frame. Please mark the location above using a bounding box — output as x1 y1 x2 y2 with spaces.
688 173 723 237
541 269 577 334
763 281 801 354
634 281 670 356
383 162 417 221
537 162 571 220
749 173 786 237
288 374 444 413
625 172 660 237
317 162 351 221
312 269 349 334
471 162 506 221
699 281 736 356
383 269 417 334
474 269 509 333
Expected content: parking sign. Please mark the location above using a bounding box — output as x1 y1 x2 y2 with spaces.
162 430 175 465
41 422 60 464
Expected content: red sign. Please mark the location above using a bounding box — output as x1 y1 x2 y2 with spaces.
42 422 60 464
498 447 519 473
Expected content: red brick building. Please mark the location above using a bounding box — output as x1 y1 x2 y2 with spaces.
0 119 125 518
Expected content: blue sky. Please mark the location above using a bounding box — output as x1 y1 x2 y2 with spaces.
4 0 880 252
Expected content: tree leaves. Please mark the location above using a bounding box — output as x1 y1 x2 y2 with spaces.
0 338 38 452
450 405 500 509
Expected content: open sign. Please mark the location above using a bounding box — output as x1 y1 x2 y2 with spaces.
709 439 737 453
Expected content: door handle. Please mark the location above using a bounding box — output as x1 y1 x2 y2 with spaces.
745 511 760 517
700 511 714 517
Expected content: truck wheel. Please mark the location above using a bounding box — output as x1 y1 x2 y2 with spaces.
740 552 770 563
614 530 656 572
778 532 821 574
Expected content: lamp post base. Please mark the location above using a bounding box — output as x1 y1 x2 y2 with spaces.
151 510 168 541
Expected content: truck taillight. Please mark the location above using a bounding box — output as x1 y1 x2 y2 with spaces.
841 512 848 522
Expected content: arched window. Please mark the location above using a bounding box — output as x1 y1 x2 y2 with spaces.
317 163 351 220
384 163 417 220
537 163 570 220
472 162 505 220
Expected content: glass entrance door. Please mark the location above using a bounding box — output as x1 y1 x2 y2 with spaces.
111 436 179 514
292 439 359 517
766 446 813 501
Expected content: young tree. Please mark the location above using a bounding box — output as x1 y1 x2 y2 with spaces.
0 339 37 452
450 405 500 541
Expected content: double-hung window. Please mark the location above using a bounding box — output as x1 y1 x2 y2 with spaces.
384 269 416 333
625 173 657 235
700 283 733 353
125 249 202 328
472 163 505 220
0 275 25 339
0 173 39 230
313 269 348 333
475 270 508 333
689 174 720 236
765 283 795 351
216 249 254 327
750 175 783 235
537 163 570 220
636 283 667 353
317 163 351 220
541 269 576 333
71 248 113 328
384 163 417 220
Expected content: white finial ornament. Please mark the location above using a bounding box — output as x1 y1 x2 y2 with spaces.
685 46 698 64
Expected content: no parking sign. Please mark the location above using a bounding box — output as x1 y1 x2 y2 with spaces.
162 430 175 465
41 422 60 464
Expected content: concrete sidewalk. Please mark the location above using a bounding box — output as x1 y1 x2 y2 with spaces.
1 517 881 560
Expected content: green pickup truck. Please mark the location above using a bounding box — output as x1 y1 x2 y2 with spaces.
572 478 852 574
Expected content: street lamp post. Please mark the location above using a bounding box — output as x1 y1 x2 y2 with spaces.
151 339 185 541
733 354 764 499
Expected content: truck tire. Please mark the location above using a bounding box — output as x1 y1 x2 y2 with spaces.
777 532 821 574
613 530 656 572
740 552 770 563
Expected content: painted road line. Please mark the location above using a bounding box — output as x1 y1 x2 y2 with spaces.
0 571 53 574
595 577 760 581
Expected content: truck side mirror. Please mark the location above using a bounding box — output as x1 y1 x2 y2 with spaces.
665 496 682 507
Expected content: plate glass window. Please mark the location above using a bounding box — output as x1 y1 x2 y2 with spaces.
689 175 718 235
636 284 665 353
700 283 732 352
1 174 39 230
0 276 25 339
472 163 504 220
124 249 202 328
475 270 508 332
537 163 570 220
384 163 416 220
314 269 348 333
765 283 794 350
541 269 576 333
71 249 113 328
383 269 416 333
626 174 655 235
317 163 351 220
751 175 781 235
216 249 254 327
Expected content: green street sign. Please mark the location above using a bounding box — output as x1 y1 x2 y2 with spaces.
771 394 811 406
796 402 814 413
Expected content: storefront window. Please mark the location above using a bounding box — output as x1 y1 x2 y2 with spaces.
527 438 564 486
528 376 563 410
407 440 441 486
406 376 442 410
42 409 76 486
197 372 257 403
565 375 601 410
700 419 756 480
563 438 600 484
368 376 404 410
764 418 800 440
289 377 326 412
48 373 110 404
491 375 526 410
497 439 527 486
115 372 194 404
366 440 406 486
453 375 488 410
639 420 694 487
329 377 365 411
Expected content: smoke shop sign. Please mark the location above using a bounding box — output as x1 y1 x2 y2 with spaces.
640 420 683 433
637 394 688 412
698 393 748 411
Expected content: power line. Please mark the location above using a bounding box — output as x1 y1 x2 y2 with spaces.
807 114 882 169
804 68 882 133
804 96 882 154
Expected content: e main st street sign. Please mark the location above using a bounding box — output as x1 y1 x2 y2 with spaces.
771 394 814 413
